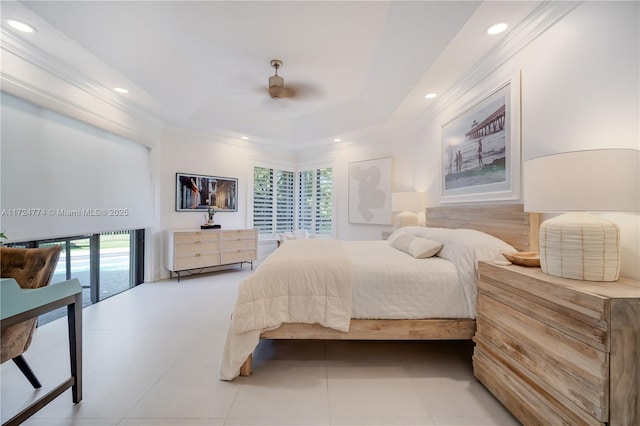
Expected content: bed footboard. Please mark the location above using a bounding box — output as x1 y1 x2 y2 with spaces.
239 318 475 376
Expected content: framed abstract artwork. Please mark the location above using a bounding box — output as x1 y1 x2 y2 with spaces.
176 173 238 212
441 73 521 203
348 157 393 225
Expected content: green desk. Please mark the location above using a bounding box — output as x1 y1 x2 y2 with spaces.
1 278 83 426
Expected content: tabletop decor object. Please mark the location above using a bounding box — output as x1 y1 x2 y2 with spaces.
524 149 639 281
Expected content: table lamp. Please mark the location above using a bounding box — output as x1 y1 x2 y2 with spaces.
392 192 426 228
524 149 639 281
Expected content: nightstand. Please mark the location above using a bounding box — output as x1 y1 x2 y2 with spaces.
474 261 639 426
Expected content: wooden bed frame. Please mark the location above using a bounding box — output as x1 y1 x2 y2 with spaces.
240 203 540 376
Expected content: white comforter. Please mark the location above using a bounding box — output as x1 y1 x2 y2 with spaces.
219 228 515 380
220 239 352 380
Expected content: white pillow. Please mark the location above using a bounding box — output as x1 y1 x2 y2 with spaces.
387 229 408 245
408 238 443 259
391 233 443 259
390 232 415 253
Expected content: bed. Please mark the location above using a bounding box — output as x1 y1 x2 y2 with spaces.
219 204 539 380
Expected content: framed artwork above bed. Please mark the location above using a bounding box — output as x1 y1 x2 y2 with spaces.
441 72 521 203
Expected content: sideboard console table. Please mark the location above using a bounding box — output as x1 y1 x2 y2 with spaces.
165 228 258 281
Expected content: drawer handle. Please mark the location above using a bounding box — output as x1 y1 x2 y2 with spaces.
195 253 201 257
196 241 201 244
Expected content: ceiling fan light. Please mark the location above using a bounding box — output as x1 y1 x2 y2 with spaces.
269 74 284 88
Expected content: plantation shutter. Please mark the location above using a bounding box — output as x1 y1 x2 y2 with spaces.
315 168 333 235
253 167 274 234
276 170 295 233
297 170 313 231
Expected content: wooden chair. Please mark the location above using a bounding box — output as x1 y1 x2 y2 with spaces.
1 245 63 388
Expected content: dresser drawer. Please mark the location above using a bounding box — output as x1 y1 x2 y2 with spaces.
473 344 604 426
478 264 609 351
221 230 256 241
221 250 256 265
175 231 218 244
173 254 220 271
222 239 255 251
174 241 219 257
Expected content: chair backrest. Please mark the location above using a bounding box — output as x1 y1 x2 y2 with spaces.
1 245 63 363
1 246 62 289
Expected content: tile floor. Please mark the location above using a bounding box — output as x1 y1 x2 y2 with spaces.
1 268 520 426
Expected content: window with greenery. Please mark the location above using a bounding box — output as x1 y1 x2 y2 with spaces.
298 167 333 235
253 166 332 237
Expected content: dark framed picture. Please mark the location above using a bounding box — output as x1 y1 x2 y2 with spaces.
176 173 238 212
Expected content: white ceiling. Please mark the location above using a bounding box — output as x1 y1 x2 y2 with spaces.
2 1 543 148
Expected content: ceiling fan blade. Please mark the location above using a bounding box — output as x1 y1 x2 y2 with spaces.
284 82 326 100
268 85 296 99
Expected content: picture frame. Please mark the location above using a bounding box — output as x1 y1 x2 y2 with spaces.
440 73 521 203
348 157 393 225
175 173 238 212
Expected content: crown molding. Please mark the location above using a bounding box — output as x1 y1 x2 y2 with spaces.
1 28 165 145
430 1 582 118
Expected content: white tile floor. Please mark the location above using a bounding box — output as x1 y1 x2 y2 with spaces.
1 268 520 426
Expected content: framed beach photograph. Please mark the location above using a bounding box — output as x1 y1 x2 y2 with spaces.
441 73 521 203
348 157 393 225
176 173 238 212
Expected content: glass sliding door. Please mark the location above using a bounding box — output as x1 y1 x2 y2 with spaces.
3 229 145 325
99 231 133 300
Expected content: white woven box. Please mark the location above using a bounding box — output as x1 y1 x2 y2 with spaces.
539 212 620 281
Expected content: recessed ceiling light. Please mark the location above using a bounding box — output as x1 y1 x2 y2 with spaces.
333 138 342 142
424 93 437 99
241 136 249 140
7 19 35 33
487 22 508 35
114 87 129 94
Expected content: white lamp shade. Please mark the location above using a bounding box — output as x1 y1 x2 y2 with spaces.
391 192 426 212
392 192 426 228
524 149 638 282
524 149 639 213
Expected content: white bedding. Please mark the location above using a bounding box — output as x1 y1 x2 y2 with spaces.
219 227 515 380
346 240 469 319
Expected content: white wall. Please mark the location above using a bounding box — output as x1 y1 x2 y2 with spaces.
410 1 640 279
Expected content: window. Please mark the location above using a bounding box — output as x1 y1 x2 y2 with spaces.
253 166 332 237
5 229 145 325
298 167 333 235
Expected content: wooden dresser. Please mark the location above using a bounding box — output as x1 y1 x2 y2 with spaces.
474 261 639 426
165 229 257 281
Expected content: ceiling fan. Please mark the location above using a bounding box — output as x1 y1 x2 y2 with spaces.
266 59 324 100
268 59 293 99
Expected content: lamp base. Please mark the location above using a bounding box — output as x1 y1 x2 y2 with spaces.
396 211 419 228
539 212 620 282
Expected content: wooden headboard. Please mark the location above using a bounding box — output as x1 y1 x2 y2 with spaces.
425 204 540 252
